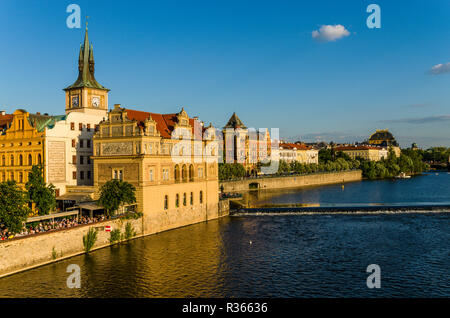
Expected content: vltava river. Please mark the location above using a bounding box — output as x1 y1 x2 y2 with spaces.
0 172 449 297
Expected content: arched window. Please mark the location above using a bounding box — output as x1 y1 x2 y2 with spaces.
200 191 203 204
183 193 186 206
19 154 23 166
37 154 42 164
19 172 23 183
28 154 32 166
189 165 194 182
174 165 180 182
10 155 14 166
182 165 187 182
175 194 179 208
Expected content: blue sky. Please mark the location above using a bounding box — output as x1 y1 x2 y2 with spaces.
0 0 449 148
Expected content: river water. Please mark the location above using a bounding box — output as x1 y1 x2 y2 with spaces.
0 172 449 297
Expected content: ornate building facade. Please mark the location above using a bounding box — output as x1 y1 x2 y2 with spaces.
92 105 219 234
0 110 47 185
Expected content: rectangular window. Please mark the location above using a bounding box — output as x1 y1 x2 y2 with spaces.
87 157 91 165
149 169 154 181
87 124 91 132
80 139 84 148
72 139 76 147
87 171 91 179
113 169 123 180
72 155 77 164
200 191 203 204
72 171 77 180
79 123 83 131
70 122 75 130
87 140 91 148
164 195 168 210
80 156 84 165
80 171 84 180
190 192 193 205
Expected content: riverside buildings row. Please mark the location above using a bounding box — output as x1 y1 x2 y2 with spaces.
0 28 275 231
0 28 403 227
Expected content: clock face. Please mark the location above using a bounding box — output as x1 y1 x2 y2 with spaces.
72 96 79 108
92 96 100 108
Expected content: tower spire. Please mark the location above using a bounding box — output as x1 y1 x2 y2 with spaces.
64 26 108 91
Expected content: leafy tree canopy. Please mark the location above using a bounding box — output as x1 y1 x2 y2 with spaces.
25 165 56 216
99 180 137 216
0 181 30 234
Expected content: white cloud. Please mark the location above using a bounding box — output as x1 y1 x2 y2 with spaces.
428 62 450 75
312 24 350 42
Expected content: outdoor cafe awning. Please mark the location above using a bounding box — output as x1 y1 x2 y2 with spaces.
77 202 104 211
26 210 79 223
56 193 92 202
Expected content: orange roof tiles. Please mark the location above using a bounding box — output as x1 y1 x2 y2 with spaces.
279 142 312 150
124 108 205 139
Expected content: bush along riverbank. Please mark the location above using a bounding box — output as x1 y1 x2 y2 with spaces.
359 149 429 180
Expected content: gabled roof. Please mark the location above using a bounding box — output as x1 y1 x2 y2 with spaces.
224 112 246 129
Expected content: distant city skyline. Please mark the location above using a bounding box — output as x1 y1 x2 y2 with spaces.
0 0 449 148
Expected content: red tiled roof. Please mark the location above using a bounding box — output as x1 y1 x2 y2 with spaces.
124 108 204 139
279 142 312 150
0 113 13 127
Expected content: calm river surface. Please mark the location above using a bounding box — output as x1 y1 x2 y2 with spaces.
0 172 449 297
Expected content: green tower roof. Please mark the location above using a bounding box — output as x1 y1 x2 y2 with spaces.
64 27 109 91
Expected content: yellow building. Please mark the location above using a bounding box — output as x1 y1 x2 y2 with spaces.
92 104 220 235
334 145 388 162
0 109 55 185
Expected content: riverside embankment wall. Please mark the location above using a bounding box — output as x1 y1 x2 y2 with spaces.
0 200 231 279
0 218 143 278
220 170 362 192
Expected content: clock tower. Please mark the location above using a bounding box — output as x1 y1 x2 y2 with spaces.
64 27 109 116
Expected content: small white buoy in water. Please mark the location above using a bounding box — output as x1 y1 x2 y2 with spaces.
249 240 252 245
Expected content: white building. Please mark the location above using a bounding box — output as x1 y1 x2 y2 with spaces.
43 28 108 196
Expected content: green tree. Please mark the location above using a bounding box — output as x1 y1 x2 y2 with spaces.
99 179 137 216
0 181 30 234
25 165 56 216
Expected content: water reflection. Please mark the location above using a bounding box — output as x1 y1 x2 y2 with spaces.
1 173 449 298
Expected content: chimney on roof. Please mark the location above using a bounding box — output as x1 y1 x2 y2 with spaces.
0 110 5 116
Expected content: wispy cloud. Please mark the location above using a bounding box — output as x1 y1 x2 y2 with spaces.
312 24 350 42
428 62 450 75
380 115 450 124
